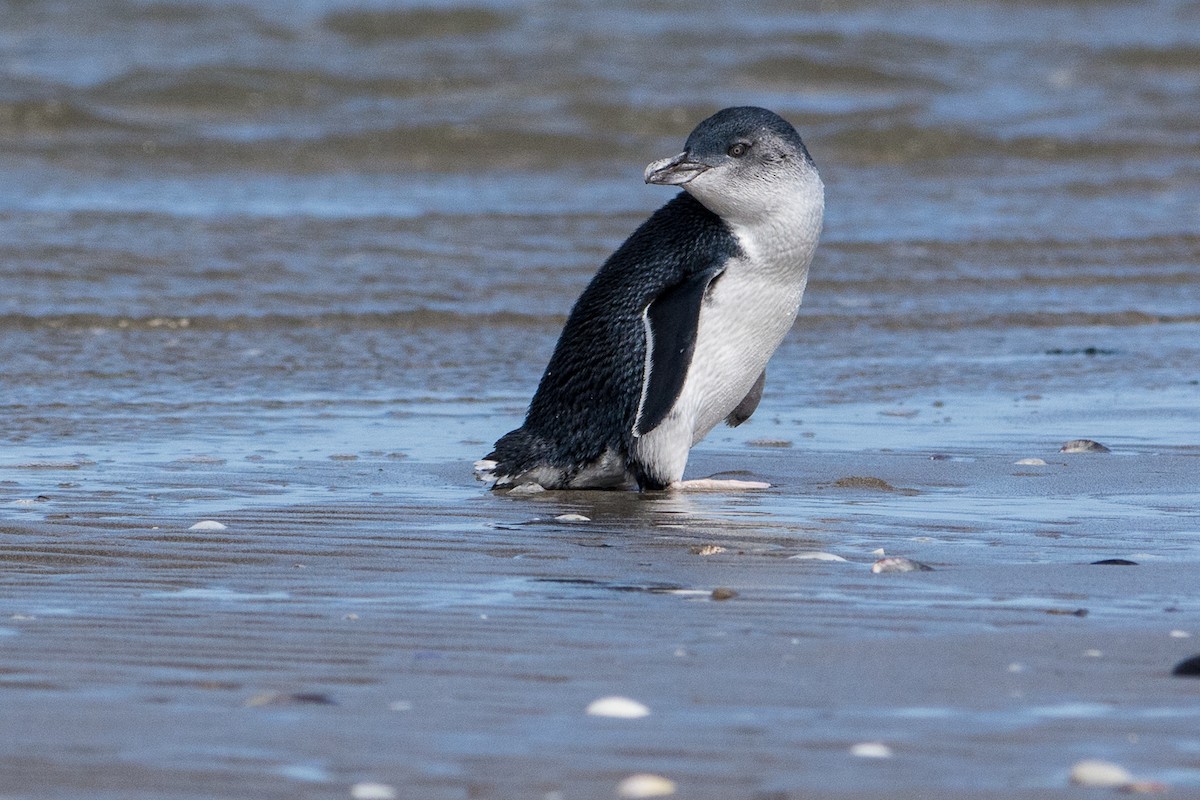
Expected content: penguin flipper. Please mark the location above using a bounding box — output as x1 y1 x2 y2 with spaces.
634 266 724 437
725 369 766 427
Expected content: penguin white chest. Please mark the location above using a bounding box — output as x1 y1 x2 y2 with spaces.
682 250 808 442
630 226 814 486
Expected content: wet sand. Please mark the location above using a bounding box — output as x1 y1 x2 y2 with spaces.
4 434 1200 798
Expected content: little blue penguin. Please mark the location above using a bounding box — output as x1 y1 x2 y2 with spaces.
476 106 824 491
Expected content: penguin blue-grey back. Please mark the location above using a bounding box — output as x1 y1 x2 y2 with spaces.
477 107 824 491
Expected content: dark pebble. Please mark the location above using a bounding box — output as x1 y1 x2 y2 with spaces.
1091 559 1138 566
1045 347 1116 357
291 692 335 704
246 691 337 707
711 587 738 601
1172 654 1200 677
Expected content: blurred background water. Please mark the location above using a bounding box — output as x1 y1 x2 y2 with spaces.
2 0 1198 466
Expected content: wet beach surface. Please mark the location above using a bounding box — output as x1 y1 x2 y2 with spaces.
3 0 1200 797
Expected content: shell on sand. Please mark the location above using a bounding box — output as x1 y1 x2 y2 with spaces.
789 551 848 562
350 783 398 800
586 696 650 718
1068 759 1133 788
617 774 676 798
850 742 894 758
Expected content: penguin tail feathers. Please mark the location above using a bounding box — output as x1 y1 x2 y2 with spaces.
472 458 501 482
477 428 630 491
477 428 564 490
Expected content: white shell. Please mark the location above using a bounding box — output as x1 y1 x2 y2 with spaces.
1068 759 1134 788
586 696 650 719
350 783 398 800
189 520 227 531
617 774 677 798
789 551 848 562
850 742 894 758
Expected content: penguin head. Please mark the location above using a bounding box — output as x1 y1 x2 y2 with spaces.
644 106 819 223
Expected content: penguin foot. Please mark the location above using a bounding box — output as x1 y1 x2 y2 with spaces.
672 478 771 491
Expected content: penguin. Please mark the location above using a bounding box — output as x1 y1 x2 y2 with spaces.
476 106 824 491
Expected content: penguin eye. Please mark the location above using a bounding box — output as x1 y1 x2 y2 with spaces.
727 142 749 158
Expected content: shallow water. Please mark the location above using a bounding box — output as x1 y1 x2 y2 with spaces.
2 0 1200 797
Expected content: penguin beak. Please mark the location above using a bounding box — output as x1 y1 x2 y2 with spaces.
644 152 709 186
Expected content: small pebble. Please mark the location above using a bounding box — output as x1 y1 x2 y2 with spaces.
1171 653 1200 677
691 545 727 556
1069 759 1134 788
189 520 227 531
244 692 336 707
1060 439 1111 453
1121 780 1170 794
617 774 676 799
350 783 398 800
788 551 848 562
1169 630 1191 639
870 548 886 556
586 696 650 719
173 454 225 464
849 742 893 758
833 476 897 491
554 513 590 522
1083 649 1104 658
711 587 739 601
1014 457 1048 466
871 557 933 573
1092 558 1138 566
